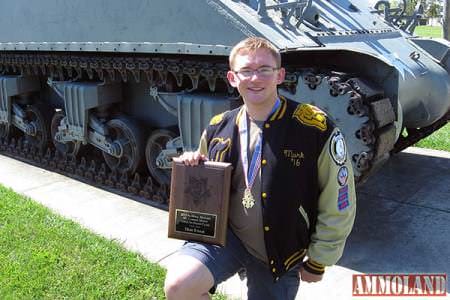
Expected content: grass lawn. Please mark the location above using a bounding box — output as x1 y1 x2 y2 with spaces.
414 123 450 152
414 25 443 38
0 185 228 299
0 184 167 299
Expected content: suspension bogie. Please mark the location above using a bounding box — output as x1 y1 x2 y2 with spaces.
0 75 52 150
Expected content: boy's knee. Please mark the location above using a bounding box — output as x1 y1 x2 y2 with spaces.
165 274 210 300
164 276 183 299
164 255 214 299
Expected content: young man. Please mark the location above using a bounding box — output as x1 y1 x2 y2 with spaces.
164 37 356 300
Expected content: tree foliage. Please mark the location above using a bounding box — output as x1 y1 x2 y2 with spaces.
404 0 420 15
427 2 441 17
384 0 441 17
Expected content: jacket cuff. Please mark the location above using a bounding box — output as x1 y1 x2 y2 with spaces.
303 258 325 275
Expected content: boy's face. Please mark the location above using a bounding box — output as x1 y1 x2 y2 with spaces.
227 48 285 110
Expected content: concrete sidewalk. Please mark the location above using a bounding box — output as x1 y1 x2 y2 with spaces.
1 147 449 299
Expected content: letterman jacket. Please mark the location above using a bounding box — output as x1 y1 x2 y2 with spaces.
198 96 356 280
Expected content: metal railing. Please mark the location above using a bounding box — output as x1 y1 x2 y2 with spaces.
240 0 312 27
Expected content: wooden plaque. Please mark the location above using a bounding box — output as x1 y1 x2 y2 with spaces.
168 160 232 246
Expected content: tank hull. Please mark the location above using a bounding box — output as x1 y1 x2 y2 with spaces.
0 0 449 202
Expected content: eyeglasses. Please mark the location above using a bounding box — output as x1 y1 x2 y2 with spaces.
233 67 280 79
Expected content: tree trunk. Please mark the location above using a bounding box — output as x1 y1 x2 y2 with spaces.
444 0 450 40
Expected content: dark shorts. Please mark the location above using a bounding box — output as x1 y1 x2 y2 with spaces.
178 229 300 300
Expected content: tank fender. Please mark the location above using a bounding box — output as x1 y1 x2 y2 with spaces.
409 37 450 74
283 48 403 140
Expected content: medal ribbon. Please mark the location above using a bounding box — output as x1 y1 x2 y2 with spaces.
239 98 281 190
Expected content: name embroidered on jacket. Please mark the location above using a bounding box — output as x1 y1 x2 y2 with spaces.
292 104 327 131
283 149 305 167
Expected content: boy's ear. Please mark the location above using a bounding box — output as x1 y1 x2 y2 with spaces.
277 67 286 85
227 70 239 88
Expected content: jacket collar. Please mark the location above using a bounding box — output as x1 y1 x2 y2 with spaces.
235 95 288 125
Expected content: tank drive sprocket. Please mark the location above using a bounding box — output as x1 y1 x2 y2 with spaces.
279 71 396 182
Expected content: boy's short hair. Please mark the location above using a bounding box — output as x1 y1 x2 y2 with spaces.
229 37 281 69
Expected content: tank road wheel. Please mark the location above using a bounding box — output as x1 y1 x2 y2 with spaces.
0 118 19 140
145 129 176 186
102 117 143 174
51 111 81 156
23 104 51 151
0 123 10 139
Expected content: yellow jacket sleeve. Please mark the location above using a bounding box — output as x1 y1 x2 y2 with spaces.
197 130 208 156
306 127 356 270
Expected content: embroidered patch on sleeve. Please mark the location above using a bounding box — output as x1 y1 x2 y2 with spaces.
330 131 347 165
292 104 327 131
337 166 349 186
338 185 350 211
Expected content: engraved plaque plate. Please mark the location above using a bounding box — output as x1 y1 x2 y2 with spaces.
175 209 217 238
168 161 232 246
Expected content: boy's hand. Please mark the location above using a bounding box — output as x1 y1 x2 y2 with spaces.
299 267 323 283
173 151 208 166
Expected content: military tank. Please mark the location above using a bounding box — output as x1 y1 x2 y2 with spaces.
0 0 449 203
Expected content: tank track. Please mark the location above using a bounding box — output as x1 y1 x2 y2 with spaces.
0 52 231 92
0 135 170 209
0 52 395 206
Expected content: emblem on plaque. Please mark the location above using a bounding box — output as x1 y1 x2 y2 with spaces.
184 176 211 206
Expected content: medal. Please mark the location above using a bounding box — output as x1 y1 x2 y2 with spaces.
242 187 255 209
238 98 281 209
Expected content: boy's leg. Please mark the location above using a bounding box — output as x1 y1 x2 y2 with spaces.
164 254 214 300
246 257 301 300
165 229 249 299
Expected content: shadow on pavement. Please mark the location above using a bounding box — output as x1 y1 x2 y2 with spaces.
339 151 450 276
